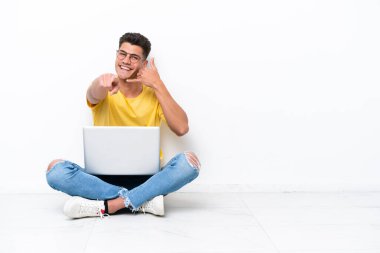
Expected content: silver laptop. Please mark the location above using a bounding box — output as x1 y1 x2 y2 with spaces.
83 126 160 175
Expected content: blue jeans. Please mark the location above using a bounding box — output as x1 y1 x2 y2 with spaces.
46 152 199 210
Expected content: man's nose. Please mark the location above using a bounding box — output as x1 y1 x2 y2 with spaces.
122 55 132 64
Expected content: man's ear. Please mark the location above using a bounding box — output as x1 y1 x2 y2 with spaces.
143 60 148 68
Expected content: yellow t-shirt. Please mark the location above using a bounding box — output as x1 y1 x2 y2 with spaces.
87 85 166 163
87 85 165 126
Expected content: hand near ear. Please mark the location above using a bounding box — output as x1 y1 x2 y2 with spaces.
126 58 162 89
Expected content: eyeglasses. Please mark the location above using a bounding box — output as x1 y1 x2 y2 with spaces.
116 50 142 63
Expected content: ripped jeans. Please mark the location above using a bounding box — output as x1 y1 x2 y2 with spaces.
46 152 200 210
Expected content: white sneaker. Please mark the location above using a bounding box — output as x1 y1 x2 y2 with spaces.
137 195 165 216
63 196 106 219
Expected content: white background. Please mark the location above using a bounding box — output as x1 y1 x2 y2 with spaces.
1 0 379 192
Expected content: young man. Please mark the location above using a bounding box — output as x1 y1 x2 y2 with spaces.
46 33 200 218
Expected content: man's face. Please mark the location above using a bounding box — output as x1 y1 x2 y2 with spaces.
115 42 147 80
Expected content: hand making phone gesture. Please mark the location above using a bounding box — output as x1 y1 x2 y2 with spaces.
127 58 162 89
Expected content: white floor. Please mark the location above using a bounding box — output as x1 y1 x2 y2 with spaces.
1 192 379 253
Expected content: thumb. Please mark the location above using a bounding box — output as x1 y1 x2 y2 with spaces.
110 85 119 95
110 75 119 95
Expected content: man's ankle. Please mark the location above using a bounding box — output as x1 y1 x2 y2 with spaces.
107 197 125 214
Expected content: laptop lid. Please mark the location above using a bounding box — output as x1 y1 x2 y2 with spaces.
83 126 160 175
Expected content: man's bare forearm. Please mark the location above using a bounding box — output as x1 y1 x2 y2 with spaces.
154 81 189 136
86 74 119 105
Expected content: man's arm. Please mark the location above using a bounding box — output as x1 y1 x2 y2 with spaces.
154 80 189 136
86 74 119 105
127 58 189 136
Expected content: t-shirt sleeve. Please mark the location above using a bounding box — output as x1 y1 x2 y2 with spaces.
86 95 107 111
158 103 166 123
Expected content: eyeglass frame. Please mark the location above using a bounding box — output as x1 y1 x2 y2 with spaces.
116 49 144 63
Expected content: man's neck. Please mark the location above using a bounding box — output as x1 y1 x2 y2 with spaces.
118 81 143 98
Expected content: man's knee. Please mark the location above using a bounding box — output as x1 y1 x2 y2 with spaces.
184 151 201 170
47 159 64 172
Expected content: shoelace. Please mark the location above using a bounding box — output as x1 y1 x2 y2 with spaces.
137 200 153 214
100 212 109 219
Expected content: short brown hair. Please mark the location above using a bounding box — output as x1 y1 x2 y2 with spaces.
119 33 151 59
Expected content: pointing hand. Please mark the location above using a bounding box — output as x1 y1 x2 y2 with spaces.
99 73 119 95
